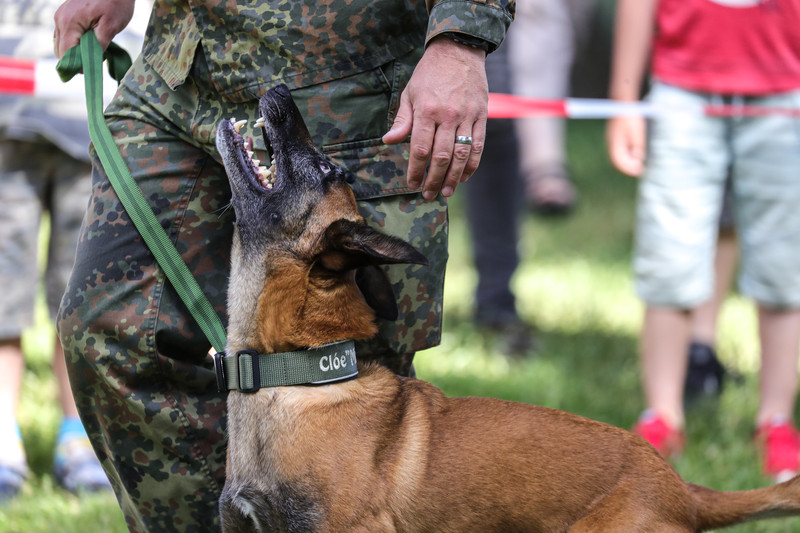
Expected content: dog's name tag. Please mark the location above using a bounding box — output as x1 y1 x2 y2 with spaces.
216 340 358 392
319 344 357 373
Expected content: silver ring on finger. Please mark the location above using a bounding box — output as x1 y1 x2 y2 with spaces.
455 135 473 145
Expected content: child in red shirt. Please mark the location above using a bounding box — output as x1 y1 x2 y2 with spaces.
607 0 800 482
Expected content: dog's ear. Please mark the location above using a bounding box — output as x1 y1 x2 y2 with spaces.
317 219 428 272
355 265 399 321
316 219 428 321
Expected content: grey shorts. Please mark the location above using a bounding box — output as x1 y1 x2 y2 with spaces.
0 139 91 338
634 82 800 308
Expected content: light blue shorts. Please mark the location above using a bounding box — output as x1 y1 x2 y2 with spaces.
634 82 800 309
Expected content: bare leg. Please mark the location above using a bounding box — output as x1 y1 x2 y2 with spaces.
0 337 28 496
691 230 738 346
642 306 692 429
53 337 79 419
0 338 24 424
756 307 800 427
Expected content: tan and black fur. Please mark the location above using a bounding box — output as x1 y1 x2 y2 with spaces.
215 84 800 532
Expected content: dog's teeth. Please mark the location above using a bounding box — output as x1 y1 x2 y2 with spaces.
233 119 247 133
252 159 260 166
247 150 254 157
254 117 266 128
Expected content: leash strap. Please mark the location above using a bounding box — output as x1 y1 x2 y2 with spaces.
56 31 228 354
214 340 359 392
57 32 358 390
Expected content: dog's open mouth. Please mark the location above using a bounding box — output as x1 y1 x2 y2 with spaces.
222 116 278 192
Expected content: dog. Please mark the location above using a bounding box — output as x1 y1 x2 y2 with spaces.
214 84 800 532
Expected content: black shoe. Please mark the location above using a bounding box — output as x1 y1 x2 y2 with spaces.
684 342 727 401
477 318 537 357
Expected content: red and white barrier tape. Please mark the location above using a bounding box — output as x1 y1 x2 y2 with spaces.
0 56 117 100
488 92 800 119
3 56 799 119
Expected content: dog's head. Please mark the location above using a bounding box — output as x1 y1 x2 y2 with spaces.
216 84 428 352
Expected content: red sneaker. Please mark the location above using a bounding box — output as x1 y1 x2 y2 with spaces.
632 410 685 459
756 417 800 483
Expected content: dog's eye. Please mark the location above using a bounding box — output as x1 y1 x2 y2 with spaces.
319 162 332 174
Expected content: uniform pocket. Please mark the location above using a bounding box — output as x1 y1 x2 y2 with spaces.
323 138 418 200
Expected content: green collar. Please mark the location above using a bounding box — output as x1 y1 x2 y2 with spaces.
214 340 358 392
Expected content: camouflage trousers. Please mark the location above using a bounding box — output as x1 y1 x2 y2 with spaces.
56 49 448 532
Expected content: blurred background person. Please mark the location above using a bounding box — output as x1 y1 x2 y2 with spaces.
465 39 535 357
0 0 147 500
607 0 800 482
508 0 597 215
465 0 606 354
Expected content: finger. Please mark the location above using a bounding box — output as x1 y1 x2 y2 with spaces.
618 139 644 177
607 120 629 175
438 130 473 197
460 118 486 183
420 123 457 200
55 29 83 59
53 5 85 59
610 140 643 177
383 93 412 145
93 22 117 51
623 145 645 177
406 116 436 192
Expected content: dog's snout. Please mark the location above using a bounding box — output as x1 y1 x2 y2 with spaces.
272 84 291 99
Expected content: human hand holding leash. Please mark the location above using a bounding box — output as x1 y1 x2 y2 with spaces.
53 0 134 59
383 36 487 200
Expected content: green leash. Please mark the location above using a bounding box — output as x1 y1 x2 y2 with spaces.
57 31 228 354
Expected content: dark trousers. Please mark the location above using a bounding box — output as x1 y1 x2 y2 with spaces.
465 43 524 324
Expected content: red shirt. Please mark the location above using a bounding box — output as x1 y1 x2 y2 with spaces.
653 0 800 94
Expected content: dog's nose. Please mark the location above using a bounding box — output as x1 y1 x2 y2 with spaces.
273 84 291 99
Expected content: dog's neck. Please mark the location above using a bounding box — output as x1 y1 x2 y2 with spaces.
226 241 379 356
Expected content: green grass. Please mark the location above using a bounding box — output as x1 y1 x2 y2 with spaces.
4 120 797 531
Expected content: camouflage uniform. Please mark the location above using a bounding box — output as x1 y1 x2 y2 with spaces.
56 0 514 530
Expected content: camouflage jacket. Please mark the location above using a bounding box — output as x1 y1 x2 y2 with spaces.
142 0 516 103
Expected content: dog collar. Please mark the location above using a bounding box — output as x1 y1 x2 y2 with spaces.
214 340 358 392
